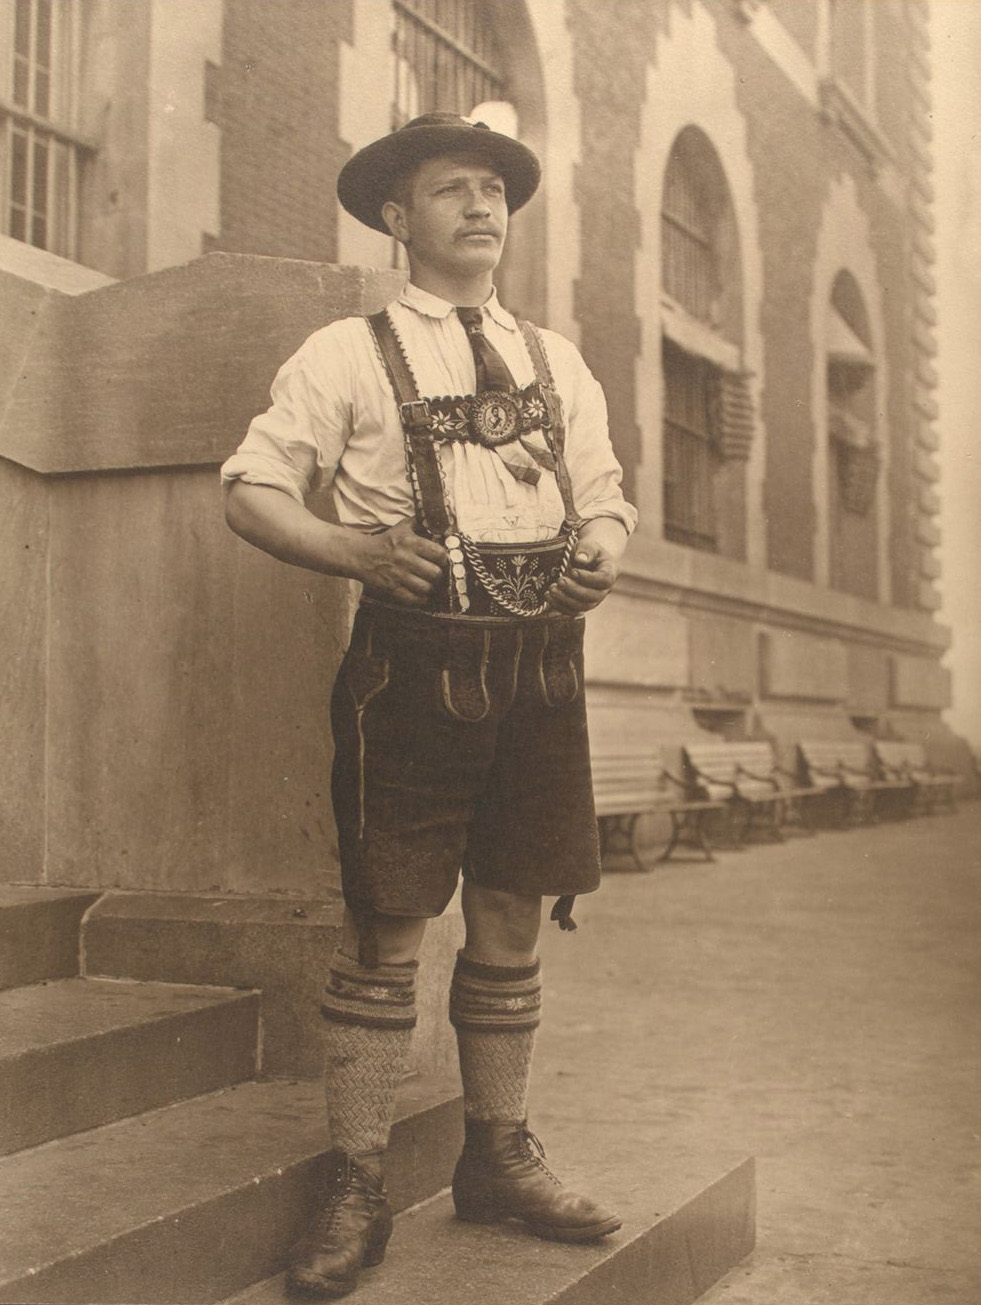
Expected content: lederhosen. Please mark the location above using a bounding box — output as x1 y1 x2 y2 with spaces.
329 311 602 961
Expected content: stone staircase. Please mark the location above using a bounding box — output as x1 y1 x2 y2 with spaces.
0 886 755 1305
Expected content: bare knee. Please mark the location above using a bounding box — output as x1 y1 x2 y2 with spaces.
341 908 427 966
462 883 542 964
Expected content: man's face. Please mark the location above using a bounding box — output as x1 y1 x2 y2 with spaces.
383 154 508 280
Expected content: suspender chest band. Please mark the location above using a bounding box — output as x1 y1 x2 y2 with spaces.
399 382 552 449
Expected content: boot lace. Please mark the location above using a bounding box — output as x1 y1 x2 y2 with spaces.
311 1161 361 1236
519 1128 562 1187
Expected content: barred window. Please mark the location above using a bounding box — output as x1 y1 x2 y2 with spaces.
393 0 505 128
662 340 720 551
660 129 743 553
661 143 717 325
1 0 87 259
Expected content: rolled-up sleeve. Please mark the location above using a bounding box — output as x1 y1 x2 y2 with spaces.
550 335 638 536
220 328 353 505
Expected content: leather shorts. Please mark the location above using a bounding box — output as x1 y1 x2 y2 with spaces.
330 602 601 920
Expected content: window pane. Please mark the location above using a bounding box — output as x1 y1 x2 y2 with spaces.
14 0 32 57
35 68 51 117
33 137 49 218
32 213 47 246
36 0 53 66
51 139 71 256
10 207 27 240
11 131 28 206
13 57 30 107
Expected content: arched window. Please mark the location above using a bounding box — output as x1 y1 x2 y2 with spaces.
827 270 879 597
660 128 748 555
393 0 505 127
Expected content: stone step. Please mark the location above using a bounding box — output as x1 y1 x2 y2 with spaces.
224 1154 755 1305
0 977 259 1155
0 1074 462 1305
0 886 101 989
82 890 462 1081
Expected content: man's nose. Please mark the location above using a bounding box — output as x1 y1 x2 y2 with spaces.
463 189 491 216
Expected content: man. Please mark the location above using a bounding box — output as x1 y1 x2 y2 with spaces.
221 113 637 1300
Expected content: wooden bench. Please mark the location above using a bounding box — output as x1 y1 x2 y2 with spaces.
798 740 912 823
873 741 959 813
592 751 727 870
683 740 822 845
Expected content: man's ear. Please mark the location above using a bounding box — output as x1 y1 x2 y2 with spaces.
381 200 408 242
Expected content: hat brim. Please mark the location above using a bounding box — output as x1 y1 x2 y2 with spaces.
337 124 541 234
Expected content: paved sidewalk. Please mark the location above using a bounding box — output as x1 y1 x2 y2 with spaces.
532 805 981 1305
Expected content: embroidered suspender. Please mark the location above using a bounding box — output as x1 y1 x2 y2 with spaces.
367 309 453 539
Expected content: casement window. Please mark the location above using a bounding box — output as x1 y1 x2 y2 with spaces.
660 128 747 554
1 0 88 259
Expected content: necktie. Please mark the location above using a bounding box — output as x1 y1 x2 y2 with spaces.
456 307 556 485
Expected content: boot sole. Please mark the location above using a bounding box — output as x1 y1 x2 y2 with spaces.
456 1207 623 1243
285 1243 388 1299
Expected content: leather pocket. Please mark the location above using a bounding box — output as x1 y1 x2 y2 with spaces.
440 628 491 723
538 620 582 708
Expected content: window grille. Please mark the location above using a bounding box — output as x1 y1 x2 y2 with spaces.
392 0 505 127
662 341 719 551
1 0 88 259
661 148 716 324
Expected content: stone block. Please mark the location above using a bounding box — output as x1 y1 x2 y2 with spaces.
689 614 756 702
42 468 349 897
0 888 101 990
0 254 404 474
585 594 688 689
890 654 951 710
760 630 848 702
847 643 889 713
0 463 50 885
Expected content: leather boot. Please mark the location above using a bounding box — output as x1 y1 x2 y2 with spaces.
286 1150 393 1299
452 1120 622 1243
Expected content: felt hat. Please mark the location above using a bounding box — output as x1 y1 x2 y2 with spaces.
337 112 541 234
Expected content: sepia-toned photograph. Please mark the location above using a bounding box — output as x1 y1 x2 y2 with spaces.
0 1 978 1303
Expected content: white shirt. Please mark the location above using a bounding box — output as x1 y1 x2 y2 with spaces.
220 283 638 544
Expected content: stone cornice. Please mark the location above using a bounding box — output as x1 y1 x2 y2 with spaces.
619 534 950 660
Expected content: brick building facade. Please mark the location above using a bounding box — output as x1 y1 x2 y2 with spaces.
1 0 965 893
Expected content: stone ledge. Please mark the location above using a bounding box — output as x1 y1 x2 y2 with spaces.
0 253 403 475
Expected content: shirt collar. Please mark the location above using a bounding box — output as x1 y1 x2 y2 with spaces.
398 282 518 332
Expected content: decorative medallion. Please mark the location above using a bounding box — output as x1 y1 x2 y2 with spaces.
472 391 522 445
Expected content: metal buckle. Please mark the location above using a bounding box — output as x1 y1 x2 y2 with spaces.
400 399 432 429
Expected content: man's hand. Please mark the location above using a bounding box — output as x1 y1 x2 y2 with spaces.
545 517 629 615
355 519 448 607
546 539 620 615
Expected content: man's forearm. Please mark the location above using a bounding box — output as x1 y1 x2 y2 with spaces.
578 515 630 566
224 481 369 579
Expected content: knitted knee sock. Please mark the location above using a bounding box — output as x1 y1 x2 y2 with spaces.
449 952 542 1123
320 951 417 1155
